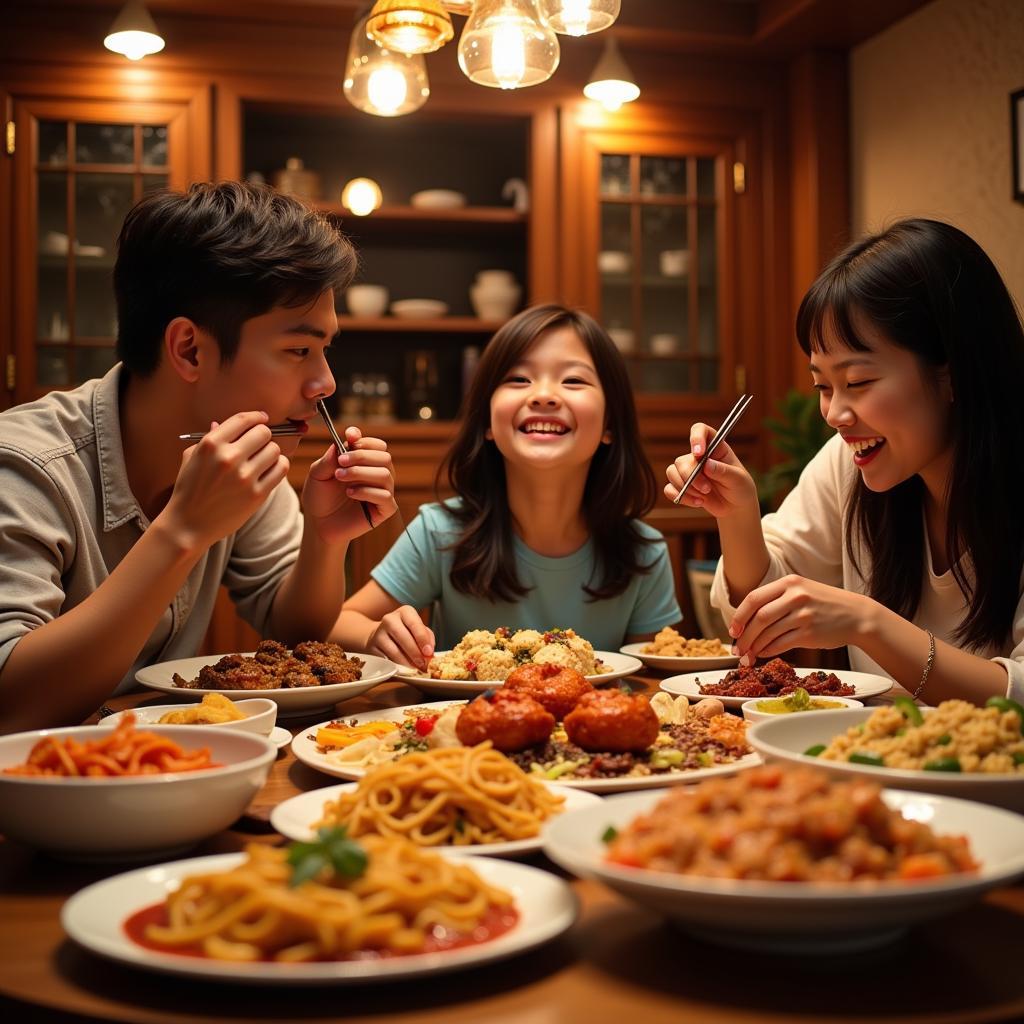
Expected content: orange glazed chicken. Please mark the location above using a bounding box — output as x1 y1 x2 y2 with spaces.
501 663 593 720
455 690 555 752
563 689 659 752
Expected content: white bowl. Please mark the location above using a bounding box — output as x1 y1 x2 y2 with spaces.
749 708 1024 813
104 698 278 737
345 284 388 317
543 787 1024 953
410 189 466 209
391 298 448 319
598 250 631 274
741 695 863 725
0 725 276 859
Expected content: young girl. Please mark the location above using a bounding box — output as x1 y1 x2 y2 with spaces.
334 304 681 669
665 218 1024 705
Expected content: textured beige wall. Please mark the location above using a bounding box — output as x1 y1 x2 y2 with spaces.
851 0 1024 308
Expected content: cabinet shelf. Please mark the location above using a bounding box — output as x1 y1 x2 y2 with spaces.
338 315 503 333
315 202 525 236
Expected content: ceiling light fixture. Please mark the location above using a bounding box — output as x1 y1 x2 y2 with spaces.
583 35 639 111
458 0 560 90
103 0 165 61
343 12 430 117
538 0 620 37
366 0 454 56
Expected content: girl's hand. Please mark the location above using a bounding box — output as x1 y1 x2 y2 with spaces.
303 427 398 544
729 575 872 665
366 606 435 672
664 423 758 518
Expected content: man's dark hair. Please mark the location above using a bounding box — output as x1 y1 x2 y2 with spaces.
113 181 357 376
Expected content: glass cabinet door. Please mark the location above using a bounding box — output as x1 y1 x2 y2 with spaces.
34 120 170 389
598 149 724 395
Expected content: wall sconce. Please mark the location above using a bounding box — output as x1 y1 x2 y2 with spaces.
458 0 560 90
342 178 384 216
583 36 639 111
366 0 454 55
343 12 430 116
103 0 165 61
538 0 620 37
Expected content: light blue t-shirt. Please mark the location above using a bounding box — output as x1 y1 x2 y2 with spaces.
371 501 682 651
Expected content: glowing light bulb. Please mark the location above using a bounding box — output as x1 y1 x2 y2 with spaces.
367 65 408 114
557 0 591 36
492 22 527 89
103 2 165 61
341 178 383 216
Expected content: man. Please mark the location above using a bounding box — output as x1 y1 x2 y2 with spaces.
0 181 396 732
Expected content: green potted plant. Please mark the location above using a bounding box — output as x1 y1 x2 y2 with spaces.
756 388 832 510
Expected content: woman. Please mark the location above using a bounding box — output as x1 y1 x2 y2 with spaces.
665 219 1024 704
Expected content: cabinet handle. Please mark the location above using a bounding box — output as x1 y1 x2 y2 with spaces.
733 161 746 194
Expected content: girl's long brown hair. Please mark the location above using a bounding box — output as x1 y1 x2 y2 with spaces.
438 305 659 602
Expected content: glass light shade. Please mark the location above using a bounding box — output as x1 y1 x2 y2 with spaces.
103 1 165 60
366 0 454 55
582 36 639 110
538 0 620 36
458 0 560 90
344 13 430 116
342 178 384 216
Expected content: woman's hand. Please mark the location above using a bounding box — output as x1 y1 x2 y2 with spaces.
664 423 758 518
302 427 398 544
366 606 435 672
729 575 873 665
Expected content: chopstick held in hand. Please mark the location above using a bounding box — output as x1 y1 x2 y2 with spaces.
672 394 753 506
316 399 375 530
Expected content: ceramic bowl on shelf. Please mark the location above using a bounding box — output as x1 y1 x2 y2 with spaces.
390 299 449 319
470 281 521 321
598 250 631 274
345 284 389 317
410 189 467 209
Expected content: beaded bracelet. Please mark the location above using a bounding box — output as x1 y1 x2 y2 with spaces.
912 629 936 701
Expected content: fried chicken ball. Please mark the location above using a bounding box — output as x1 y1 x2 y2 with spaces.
455 690 555 752
502 662 593 720
563 688 660 752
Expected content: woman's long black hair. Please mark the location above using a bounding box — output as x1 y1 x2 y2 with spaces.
796 218 1024 650
438 304 659 602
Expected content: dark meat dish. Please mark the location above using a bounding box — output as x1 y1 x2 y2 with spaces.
697 657 854 698
173 640 363 690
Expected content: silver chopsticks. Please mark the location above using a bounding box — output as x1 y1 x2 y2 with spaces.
178 424 306 442
316 399 375 530
672 393 753 505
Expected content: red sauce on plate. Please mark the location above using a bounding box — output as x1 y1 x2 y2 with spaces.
123 902 519 961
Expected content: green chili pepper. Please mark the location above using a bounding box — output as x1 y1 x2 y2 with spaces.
803 744 826 757
1012 751 1024 765
923 756 962 772
892 695 924 727
936 733 952 745
601 825 618 844
985 697 1024 734
849 751 885 766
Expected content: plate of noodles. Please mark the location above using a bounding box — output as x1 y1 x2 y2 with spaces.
291 699 760 793
270 750 601 858
61 840 577 983
660 662 893 709
136 642 397 717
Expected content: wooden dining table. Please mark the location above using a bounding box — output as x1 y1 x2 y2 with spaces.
2 672 1023 1024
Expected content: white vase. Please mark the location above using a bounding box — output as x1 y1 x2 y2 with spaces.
470 280 521 320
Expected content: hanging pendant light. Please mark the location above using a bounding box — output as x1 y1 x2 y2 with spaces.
538 0 620 37
344 12 430 116
103 0 165 61
366 0 454 56
583 35 638 111
458 0 560 90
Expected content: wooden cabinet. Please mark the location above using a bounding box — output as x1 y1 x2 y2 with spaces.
7 87 210 403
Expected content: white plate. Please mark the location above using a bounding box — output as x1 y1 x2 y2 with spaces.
291 701 762 794
749 707 1024 813
619 642 739 673
135 653 397 718
271 781 601 857
390 299 448 319
660 668 893 709
61 852 576 983
395 650 644 698
268 725 292 750
543 788 1024 954
410 189 466 209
